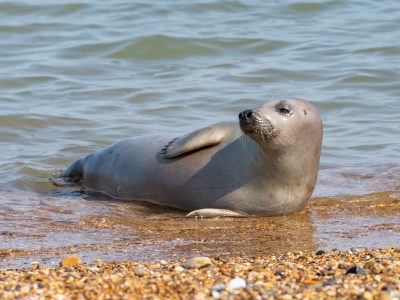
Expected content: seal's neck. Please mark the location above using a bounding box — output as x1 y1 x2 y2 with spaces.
254 139 320 188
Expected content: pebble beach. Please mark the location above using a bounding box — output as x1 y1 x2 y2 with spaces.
1 248 399 299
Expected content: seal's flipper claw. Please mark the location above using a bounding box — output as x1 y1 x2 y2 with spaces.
161 122 236 159
186 208 249 218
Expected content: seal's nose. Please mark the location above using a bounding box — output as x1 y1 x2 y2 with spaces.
239 109 253 121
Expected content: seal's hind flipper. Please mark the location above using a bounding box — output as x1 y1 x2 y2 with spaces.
62 158 84 181
161 122 234 158
50 176 78 187
186 208 249 218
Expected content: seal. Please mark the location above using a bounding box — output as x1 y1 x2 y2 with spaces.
63 99 323 217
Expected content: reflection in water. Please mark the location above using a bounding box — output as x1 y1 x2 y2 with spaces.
0 190 399 269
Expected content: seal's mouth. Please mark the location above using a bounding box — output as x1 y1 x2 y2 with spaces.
238 109 275 138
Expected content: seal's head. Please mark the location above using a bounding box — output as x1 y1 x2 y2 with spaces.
239 99 323 156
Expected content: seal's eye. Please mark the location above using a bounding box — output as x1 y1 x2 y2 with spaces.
277 105 292 116
276 102 292 116
278 107 290 115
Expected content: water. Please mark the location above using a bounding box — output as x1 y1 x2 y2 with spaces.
0 1 399 267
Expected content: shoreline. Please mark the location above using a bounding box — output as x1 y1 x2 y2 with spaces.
1 248 399 299
1 191 399 270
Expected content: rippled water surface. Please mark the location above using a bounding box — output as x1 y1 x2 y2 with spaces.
0 1 399 267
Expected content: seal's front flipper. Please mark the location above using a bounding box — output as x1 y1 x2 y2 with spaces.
161 122 235 158
186 208 249 218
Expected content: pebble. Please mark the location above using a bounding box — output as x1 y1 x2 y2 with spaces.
211 283 225 291
134 266 146 277
246 271 261 284
175 266 184 272
227 277 246 290
182 256 212 269
345 266 366 275
30 261 40 270
211 290 221 299
60 256 82 267
88 267 100 272
194 292 207 300
390 291 400 300
322 279 336 286
277 295 292 300
363 291 374 300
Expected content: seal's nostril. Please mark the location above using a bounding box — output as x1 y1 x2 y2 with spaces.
239 110 253 120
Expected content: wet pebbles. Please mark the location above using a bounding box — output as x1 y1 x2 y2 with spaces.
0 248 398 299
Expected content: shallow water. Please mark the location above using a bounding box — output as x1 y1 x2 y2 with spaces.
0 1 399 267
1 191 399 269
